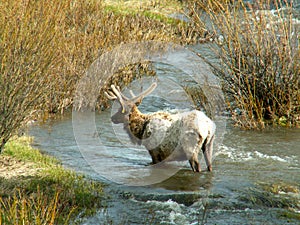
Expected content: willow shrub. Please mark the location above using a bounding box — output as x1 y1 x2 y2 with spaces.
0 0 200 153
189 0 300 129
0 1 62 152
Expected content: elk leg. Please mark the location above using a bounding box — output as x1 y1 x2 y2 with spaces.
148 150 158 164
189 153 201 172
189 159 195 172
202 135 214 171
149 149 165 164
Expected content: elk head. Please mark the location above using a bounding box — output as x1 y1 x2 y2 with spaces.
104 83 157 124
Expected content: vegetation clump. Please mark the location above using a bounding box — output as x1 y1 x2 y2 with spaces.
188 0 300 129
240 182 300 220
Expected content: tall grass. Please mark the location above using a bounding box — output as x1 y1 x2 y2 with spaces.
0 0 62 152
0 188 71 225
189 0 300 129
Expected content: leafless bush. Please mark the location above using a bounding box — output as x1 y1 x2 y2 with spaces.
188 0 299 129
0 0 62 152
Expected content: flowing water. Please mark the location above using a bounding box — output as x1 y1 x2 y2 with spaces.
29 112 300 224
29 40 300 224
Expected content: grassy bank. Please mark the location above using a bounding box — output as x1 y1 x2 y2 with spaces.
0 136 104 225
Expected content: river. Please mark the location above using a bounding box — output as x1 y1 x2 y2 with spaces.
29 13 300 223
30 110 300 224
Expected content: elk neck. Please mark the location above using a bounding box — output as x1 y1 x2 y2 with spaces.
128 105 150 140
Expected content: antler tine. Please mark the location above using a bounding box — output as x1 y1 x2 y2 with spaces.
116 86 130 101
104 90 117 100
105 83 157 107
129 90 136 98
111 85 127 112
131 82 157 103
111 85 124 100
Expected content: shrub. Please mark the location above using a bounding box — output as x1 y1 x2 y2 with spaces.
0 0 62 152
0 0 202 153
189 0 300 129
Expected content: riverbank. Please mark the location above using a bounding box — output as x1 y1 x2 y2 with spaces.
0 136 104 224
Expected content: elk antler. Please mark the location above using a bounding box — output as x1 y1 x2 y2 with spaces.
130 83 157 104
104 83 157 112
104 85 127 112
104 90 117 100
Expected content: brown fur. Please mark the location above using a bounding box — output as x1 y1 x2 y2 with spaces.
128 106 149 140
128 106 174 141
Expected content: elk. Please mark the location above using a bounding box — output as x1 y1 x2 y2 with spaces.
105 83 216 172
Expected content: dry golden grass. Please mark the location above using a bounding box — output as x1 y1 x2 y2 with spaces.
188 0 300 129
